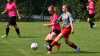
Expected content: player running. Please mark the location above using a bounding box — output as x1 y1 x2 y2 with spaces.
47 4 80 54
1 0 21 38
87 0 96 28
44 5 61 54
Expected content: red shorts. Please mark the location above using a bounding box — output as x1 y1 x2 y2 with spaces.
61 26 71 40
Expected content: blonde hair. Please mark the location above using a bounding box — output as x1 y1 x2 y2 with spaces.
48 5 58 14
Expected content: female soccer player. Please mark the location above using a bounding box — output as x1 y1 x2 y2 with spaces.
1 0 21 38
47 4 80 54
87 0 96 28
44 5 61 53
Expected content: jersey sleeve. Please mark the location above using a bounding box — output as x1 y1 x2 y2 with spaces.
13 2 17 9
56 14 63 23
68 12 74 22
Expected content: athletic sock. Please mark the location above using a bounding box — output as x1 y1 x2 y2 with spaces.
46 40 53 51
6 27 9 36
68 43 77 49
15 28 20 36
51 41 57 46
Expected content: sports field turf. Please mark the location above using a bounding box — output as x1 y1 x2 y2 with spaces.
0 22 100 56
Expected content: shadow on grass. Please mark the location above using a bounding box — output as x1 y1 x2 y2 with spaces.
53 51 100 54
20 35 39 38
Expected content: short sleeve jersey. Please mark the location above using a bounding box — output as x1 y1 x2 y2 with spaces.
5 2 17 17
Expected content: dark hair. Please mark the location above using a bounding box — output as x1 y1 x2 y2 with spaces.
9 0 14 2
62 4 72 13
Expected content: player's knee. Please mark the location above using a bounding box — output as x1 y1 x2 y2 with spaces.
6 27 10 30
65 40 72 44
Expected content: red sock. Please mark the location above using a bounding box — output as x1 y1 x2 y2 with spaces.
51 41 57 46
68 43 77 49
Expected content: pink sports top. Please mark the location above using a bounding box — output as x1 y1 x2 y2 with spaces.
5 2 17 17
88 1 95 14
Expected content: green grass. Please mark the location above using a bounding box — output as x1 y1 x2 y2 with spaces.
0 22 100 56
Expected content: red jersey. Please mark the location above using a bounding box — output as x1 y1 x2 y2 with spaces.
50 14 61 32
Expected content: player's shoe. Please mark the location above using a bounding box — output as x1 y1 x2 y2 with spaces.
48 51 52 54
93 23 96 28
47 45 52 54
75 47 80 53
1 34 7 38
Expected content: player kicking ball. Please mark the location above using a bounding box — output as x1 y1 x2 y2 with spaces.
44 5 61 54
47 4 80 54
1 0 21 38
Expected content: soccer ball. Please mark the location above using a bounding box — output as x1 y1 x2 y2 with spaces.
31 42 38 49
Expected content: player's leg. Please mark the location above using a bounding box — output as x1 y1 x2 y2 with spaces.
88 14 95 28
45 32 61 53
51 33 63 46
47 33 62 54
14 24 21 37
50 32 61 50
45 33 53 54
11 16 21 37
1 23 10 38
45 33 52 47
65 40 80 53
63 28 80 53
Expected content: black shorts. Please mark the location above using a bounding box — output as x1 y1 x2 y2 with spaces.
50 29 61 35
8 16 17 26
89 14 95 18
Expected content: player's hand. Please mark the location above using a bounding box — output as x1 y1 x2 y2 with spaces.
71 29 74 34
43 24 51 27
18 16 21 20
43 24 48 26
1 12 5 15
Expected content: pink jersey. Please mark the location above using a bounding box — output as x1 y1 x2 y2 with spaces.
50 14 61 31
88 1 95 14
5 2 17 17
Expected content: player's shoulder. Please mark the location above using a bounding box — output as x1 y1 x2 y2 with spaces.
67 12 72 16
60 13 64 17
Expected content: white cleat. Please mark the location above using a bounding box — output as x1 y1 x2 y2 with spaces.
93 24 96 28
1 34 7 38
48 51 52 54
76 47 80 54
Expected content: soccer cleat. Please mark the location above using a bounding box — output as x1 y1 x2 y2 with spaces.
75 47 80 53
48 51 52 54
93 24 96 28
1 34 7 38
47 45 52 54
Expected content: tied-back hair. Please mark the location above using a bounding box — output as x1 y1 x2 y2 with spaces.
62 4 72 13
9 0 15 2
48 5 58 14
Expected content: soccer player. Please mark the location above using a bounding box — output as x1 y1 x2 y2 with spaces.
87 0 96 28
1 0 21 38
47 4 80 54
44 5 61 54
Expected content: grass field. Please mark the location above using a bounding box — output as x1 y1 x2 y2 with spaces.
0 22 100 56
